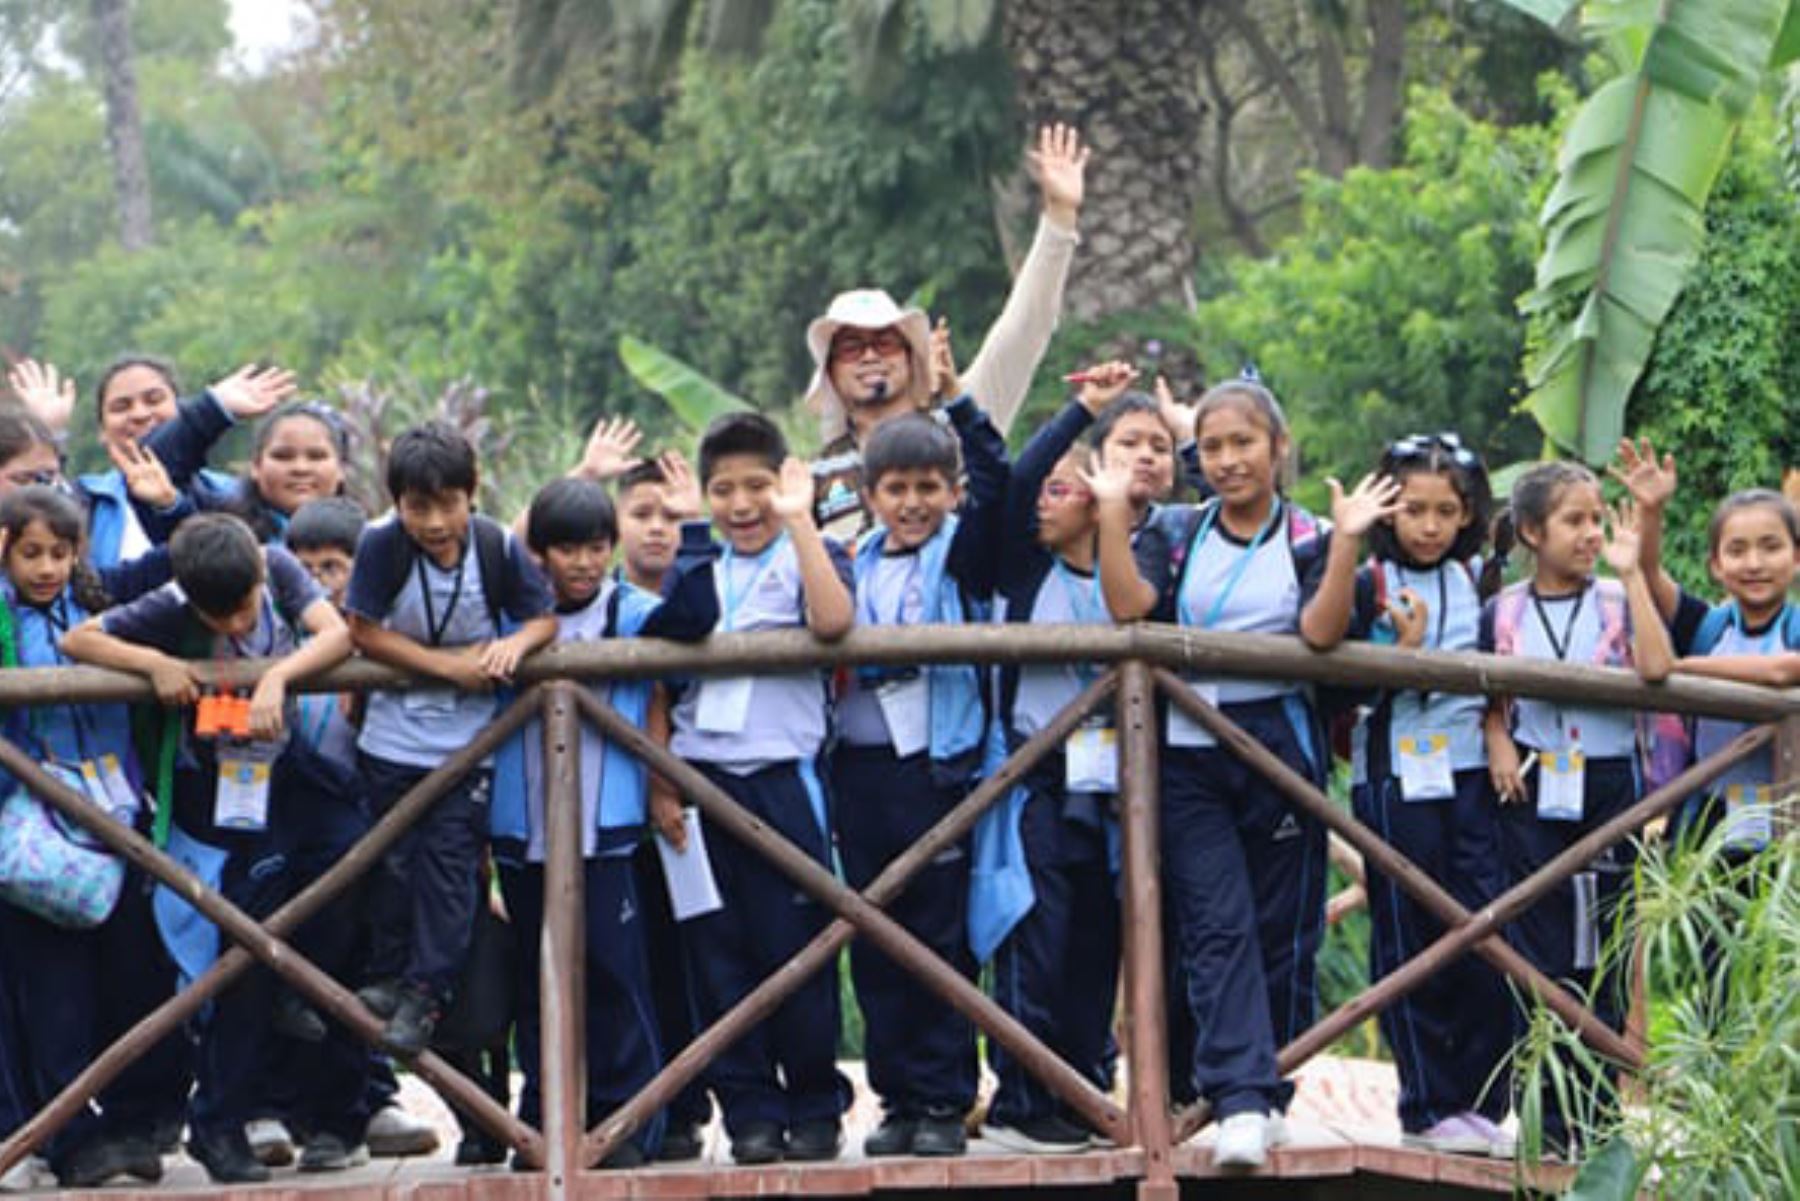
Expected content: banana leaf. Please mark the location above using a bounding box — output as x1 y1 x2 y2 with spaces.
617 335 750 435
1500 0 1789 462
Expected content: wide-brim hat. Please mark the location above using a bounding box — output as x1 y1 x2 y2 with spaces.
804 289 932 441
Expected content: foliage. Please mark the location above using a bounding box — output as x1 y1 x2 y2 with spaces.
1186 87 1555 503
1512 829 1800 1197
1506 0 1790 463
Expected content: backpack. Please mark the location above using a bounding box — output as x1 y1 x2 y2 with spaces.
1490 579 1630 666
356 514 511 634
1163 496 1326 588
1648 601 1800 791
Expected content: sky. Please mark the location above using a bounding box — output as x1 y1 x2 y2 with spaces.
225 0 309 72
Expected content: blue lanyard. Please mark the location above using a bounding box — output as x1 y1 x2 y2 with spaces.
1177 501 1281 630
720 533 788 633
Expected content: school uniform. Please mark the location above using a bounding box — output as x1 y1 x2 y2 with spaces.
668 531 853 1138
971 401 1122 1132
99 548 368 1148
1481 578 1643 1147
1323 559 1510 1132
1131 497 1331 1121
345 515 553 1007
489 525 717 1152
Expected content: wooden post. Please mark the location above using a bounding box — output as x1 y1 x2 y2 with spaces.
580 673 1129 1162
532 684 587 1191
1117 662 1175 1201
0 694 546 1176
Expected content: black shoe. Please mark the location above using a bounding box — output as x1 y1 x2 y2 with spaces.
116 1134 165 1183
187 1128 273 1185
455 1134 508 1166
151 1116 184 1156
786 1118 842 1163
357 979 403 1020
274 991 329 1043
657 1123 704 1162
598 1141 646 1170
729 1121 785 1165
862 1114 918 1158
912 1111 967 1158
298 1133 370 1173
979 1113 1091 1154
55 1139 133 1189
381 985 441 1058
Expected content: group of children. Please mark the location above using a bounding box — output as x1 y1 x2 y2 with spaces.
0 323 1794 1186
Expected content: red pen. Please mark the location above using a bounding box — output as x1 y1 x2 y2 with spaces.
1063 371 1098 384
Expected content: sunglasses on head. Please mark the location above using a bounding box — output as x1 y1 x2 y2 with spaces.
1388 432 1477 469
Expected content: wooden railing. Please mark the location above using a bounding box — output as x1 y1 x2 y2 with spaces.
0 625 1793 1201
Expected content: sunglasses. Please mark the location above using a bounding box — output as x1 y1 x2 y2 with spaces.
1389 432 1478 469
830 329 909 363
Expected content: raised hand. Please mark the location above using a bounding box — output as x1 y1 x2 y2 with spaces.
658 450 702 519
1602 499 1644 578
210 364 297 420
1075 360 1138 417
7 358 75 435
1155 376 1196 443
1608 436 1676 512
771 455 816 521
106 438 178 510
1079 457 1135 510
573 416 645 481
1386 587 1429 648
929 317 960 401
1325 472 1401 539
1026 122 1089 228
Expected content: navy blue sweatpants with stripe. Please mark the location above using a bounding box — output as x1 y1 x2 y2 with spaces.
1354 768 1511 1131
684 761 850 1136
1161 699 1327 1120
832 745 978 1119
987 770 1120 1128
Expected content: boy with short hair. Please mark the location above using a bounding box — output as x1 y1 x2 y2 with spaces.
488 472 717 1166
832 396 1006 1159
285 496 365 609
671 411 854 1165
615 455 693 593
61 514 359 1184
345 422 556 1056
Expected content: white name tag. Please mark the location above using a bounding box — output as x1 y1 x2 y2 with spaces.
876 676 929 759
1066 720 1119 794
1396 732 1454 802
215 743 277 832
1536 746 1585 822
694 676 754 735
1166 680 1220 749
1722 783 1773 852
95 754 139 818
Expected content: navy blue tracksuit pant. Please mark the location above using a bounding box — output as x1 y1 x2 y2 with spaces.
684 761 850 1136
499 857 663 1155
360 754 491 1004
1496 755 1638 1149
1355 769 1511 1132
832 745 977 1119
987 768 1120 1128
633 840 712 1132
1161 700 1327 1120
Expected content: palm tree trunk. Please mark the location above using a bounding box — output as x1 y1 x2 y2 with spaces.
1001 0 1206 319
93 0 153 250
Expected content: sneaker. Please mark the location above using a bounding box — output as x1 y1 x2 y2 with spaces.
657 1123 704 1162
357 979 403 1020
0 1156 55 1192
980 1115 1091 1154
912 1112 967 1158
1460 1112 1517 1159
273 992 328 1044
367 1105 442 1158
246 1118 296 1167
1402 1115 1491 1156
187 1128 273 1185
381 985 441 1058
729 1120 785 1165
299 1134 370 1173
1265 1111 1292 1148
55 1138 140 1189
862 1115 918 1158
455 1134 508 1166
1213 1112 1268 1169
115 1135 164 1184
785 1119 842 1163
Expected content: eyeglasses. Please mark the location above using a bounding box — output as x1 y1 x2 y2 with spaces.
1041 480 1091 502
1389 432 1478 469
830 329 909 363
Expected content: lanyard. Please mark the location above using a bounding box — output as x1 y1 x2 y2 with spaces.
1531 584 1587 662
1052 558 1107 690
1395 564 1449 651
418 548 467 647
858 551 923 628
720 533 788 633
1177 501 1281 630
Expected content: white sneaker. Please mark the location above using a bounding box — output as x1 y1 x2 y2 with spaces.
366 1105 441 1158
246 1118 296 1167
0 1157 55 1193
1213 1112 1267 1169
1265 1111 1291 1148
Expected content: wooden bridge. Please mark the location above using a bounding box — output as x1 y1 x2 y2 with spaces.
2 623 1793 1200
